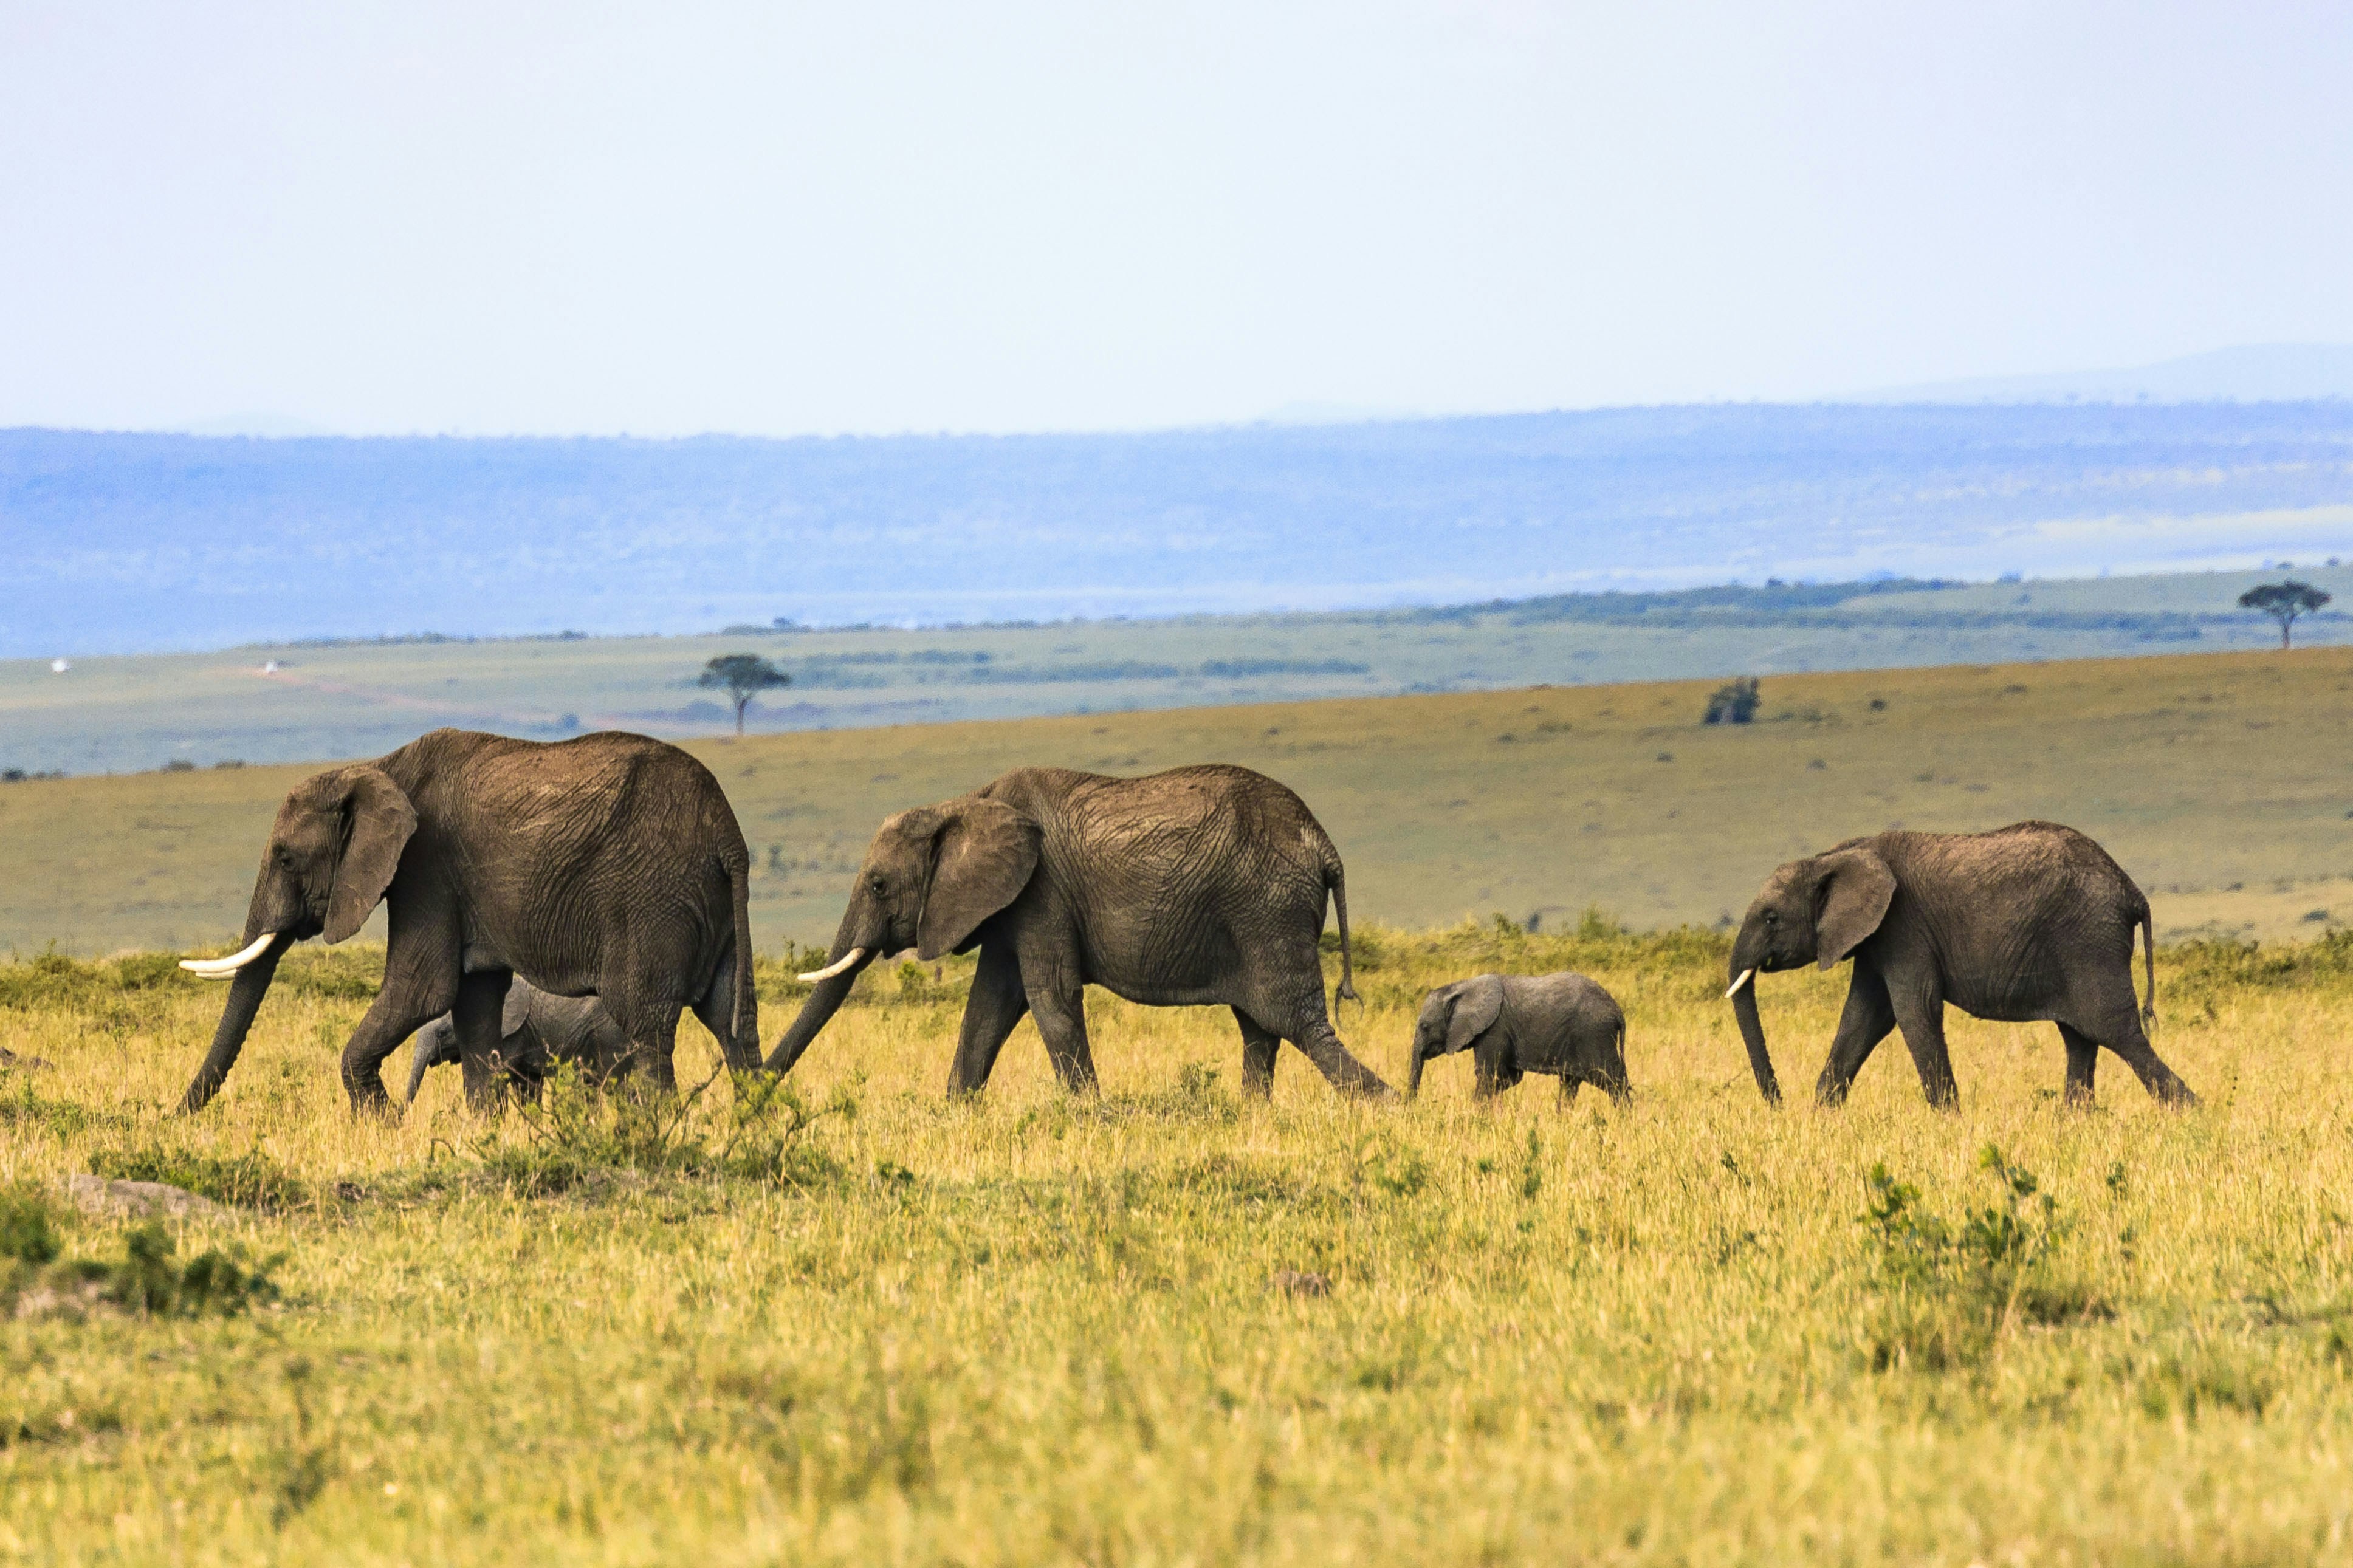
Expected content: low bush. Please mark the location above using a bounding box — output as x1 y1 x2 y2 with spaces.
0 1183 65 1266
1857 1146 2101 1373
477 1066 859 1197
2 1206 280 1321
0 1078 118 1136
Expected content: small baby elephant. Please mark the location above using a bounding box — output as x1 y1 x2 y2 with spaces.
406 978 643 1109
1409 973 1629 1103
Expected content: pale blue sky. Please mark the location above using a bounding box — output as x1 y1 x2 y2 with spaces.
2 1 2348 436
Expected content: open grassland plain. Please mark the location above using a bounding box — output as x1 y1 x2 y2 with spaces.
4 643 2351 956
4 565 2349 778
5 925 2353 1564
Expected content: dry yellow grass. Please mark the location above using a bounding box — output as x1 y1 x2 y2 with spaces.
3 922 2351 1565
5 646 2352 1563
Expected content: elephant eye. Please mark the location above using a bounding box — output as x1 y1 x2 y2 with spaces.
868 874 887 894
1763 911 1778 925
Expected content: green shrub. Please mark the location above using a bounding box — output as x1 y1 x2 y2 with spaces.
4 1217 280 1320
0 1183 64 1265
103 1223 282 1316
1857 1146 2097 1373
0 1078 114 1136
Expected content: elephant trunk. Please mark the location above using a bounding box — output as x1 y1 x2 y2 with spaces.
1407 1035 1429 1100
404 1016 452 1106
1728 937 1781 1104
177 933 291 1113
765 903 886 1075
404 1035 435 1106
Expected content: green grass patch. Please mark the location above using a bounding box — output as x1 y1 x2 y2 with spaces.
88 1141 309 1211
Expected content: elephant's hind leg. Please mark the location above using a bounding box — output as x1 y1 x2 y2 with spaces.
1816 964 1897 1106
948 943 1030 1095
2070 1002 2197 1107
2058 1021 2100 1106
690 947 760 1072
453 970 515 1114
605 990 685 1097
1234 1009 1281 1099
1264 999 1393 1100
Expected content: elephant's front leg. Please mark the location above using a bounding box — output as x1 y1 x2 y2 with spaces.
1020 948 1100 1094
1472 1042 1509 1100
342 974 459 1116
947 942 1029 1096
1815 963 1897 1106
1886 972 1960 1111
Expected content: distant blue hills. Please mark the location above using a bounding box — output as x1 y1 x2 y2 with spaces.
5 401 2352 658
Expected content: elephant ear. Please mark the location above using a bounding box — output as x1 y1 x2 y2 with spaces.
1813 846 1897 969
323 766 418 944
916 798 1042 961
1444 975 1506 1053
500 985 532 1039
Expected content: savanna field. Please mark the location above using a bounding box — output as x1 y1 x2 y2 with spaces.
5 649 2353 1564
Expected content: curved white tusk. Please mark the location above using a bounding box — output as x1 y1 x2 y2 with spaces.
180 931 279 979
797 947 868 984
1725 968 1755 999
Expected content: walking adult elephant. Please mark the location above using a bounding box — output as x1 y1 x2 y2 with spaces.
176 728 757 1115
768 765 1392 1100
1724 820 2195 1109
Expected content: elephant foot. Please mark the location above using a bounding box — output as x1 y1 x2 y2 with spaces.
345 1088 401 1122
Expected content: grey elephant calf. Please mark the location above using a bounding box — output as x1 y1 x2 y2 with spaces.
407 978 641 1108
1409 973 1629 1103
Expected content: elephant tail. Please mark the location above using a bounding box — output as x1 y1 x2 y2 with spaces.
1321 844 1359 1008
2138 900 2157 1024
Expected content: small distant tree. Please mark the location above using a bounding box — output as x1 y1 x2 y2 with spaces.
1705 677 1761 725
699 654 791 735
2239 581 2331 649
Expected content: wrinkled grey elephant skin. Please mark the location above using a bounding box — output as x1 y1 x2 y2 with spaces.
1726 820 2196 1110
177 728 759 1117
1409 972 1629 1103
407 977 642 1109
769 764 1391 1100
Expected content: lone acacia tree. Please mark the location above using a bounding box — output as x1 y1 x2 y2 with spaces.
2239 581 2331 649
699 653 791 735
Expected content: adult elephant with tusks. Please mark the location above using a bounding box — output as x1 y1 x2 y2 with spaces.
176 728 758 1116
768 764 1392 1100
1725 820 2196 1110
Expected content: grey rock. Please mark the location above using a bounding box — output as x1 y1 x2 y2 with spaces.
63 1174 228 1220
